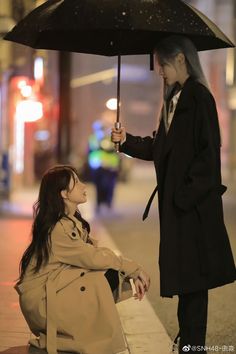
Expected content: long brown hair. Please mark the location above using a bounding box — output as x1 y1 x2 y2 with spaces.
19 165 89 280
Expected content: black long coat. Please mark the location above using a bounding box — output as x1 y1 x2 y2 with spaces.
120 77 236 297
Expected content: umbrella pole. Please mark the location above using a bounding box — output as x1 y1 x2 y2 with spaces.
114 54 121 152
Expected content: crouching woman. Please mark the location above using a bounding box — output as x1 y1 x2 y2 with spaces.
15 165 150 354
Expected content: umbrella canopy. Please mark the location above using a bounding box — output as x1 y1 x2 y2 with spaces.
4 0 234 55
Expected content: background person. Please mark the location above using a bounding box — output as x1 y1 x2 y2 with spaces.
88 119 120 214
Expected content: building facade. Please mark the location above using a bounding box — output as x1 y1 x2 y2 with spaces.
0 0 59 196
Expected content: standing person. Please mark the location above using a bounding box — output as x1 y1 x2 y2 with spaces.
112 35 236 353
88 120 120 214
15 165 150 354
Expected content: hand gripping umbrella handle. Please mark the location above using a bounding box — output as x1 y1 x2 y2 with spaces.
114 121 121 152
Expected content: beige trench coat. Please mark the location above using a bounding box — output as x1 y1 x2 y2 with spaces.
15 215 141 354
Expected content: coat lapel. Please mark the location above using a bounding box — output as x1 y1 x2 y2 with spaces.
153 115 166 167
161 77 195 160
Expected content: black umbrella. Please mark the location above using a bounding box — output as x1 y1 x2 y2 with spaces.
4 0 234 54
4 0 234 148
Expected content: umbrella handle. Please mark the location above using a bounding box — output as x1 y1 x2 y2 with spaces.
114 121 121 152
114 55 121 153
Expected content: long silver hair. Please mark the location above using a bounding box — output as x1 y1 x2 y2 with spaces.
154 35 210 100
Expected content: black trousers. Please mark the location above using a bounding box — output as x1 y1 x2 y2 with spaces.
177 290 208 353
104 269 119 292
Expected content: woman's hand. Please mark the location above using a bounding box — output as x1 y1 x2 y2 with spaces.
111 127 126 144
133 278 145 301
138 270 150 291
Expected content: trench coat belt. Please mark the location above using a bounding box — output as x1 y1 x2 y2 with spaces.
142 185 158 221
45 267 66 354
46 277 57 354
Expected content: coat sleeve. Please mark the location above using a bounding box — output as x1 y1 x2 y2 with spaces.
174 88 221 212
120 133 154 161
51 222 141 279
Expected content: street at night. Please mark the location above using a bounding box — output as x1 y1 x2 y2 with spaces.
1 0 236 353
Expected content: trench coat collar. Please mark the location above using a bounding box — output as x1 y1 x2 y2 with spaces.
60 214 84 241
61 214 83 231
161 76 197 160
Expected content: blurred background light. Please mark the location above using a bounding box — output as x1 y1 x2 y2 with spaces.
106 98 117 111
20 85 32 98
226 49 235 86
16 100 43 122
14 115 24 174
17 80 27 90
34 130 50 141
34 57 44 82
